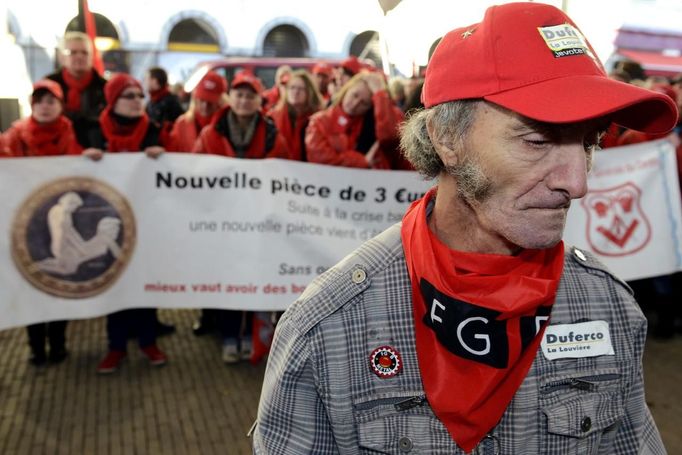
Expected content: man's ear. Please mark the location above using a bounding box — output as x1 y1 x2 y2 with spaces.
426 118 458 167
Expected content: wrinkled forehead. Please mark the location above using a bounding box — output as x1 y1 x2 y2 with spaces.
484 101 611 136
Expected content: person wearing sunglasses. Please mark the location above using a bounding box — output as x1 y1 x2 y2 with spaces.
46 31 107 148
81 73 169 374
83 73 166 159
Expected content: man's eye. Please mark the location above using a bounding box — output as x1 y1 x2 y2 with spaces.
523 138 550 148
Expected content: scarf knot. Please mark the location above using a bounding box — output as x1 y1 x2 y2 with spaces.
401 189 564 452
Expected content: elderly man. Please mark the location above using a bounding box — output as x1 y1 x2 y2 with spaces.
46 31 107 148
253 3 676 454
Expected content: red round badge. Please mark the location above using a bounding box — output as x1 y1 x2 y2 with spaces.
370 346 402 378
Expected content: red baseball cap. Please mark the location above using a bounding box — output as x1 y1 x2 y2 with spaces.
423 2 678 134
230 71 264 94
340 56 362 76
104 73 143 105
312 62 333 76
32 79 63 102
651 83 677 104
194 71 227 103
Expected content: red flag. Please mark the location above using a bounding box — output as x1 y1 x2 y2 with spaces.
79 0 104 75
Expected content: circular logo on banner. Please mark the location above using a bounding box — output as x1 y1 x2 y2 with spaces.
11 177 136 298
370 345 402 378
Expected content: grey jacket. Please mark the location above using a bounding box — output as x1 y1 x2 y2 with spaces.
253 224 665 454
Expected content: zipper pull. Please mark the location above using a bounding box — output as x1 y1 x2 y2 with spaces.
570 378 595 391
394 394 427 411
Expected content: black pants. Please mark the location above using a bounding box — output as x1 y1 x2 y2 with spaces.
107 309 156 352
218 310 253 340
26 321 67 356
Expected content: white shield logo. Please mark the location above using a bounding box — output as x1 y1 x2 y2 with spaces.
581 182 651 257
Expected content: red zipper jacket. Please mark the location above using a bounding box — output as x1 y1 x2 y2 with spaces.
192 106 289 159
305 90 403 169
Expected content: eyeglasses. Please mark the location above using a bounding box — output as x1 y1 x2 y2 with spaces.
119 93 145 100
63 49 89 56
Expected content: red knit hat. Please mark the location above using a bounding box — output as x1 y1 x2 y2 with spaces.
423 2 678 134
104 73 143 105
194 71 227 103
230 71 264 94
32 79 63 103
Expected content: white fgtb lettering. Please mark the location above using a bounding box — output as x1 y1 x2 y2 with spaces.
457 317 490 356
430 298 445 324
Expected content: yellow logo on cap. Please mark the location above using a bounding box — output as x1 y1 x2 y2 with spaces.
538 23 596 61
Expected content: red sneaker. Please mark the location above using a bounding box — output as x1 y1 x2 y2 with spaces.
141 345 167 366
96 350 126 374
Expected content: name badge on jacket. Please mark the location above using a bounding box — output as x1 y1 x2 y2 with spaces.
541 320 615 360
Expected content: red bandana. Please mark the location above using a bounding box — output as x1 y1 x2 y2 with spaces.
62 68 93 113
149 86 170 103
401 189 563 452
18 116 76 156
98 107 149 152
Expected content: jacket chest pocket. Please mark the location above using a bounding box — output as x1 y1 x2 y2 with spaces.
540 371 625 455
354 395 462 454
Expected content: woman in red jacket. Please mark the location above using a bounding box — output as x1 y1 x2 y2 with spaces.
267 69 323 161
192 70 288 159
83 73 166 159
305 71 406 169
2 79 82 158
167 71 227 152
2 79 81 367
83 73 169 374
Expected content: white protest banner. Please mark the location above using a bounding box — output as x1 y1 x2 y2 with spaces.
0 154 432 330
1 140 680 331
564 139 682 280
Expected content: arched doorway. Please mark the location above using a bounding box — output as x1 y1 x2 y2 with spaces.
350 30 382 68
168 18 220 53
263 24 309 57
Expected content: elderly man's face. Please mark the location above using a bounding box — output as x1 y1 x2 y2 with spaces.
61 40 92 78
444 103 602 253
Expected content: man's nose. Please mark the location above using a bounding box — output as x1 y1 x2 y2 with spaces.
548 144 589 199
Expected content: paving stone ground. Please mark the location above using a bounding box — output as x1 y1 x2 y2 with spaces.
0 309 680 454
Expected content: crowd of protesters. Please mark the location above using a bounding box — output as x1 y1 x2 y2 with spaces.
0 31 423 374
602 60 682 340
1 30 680 373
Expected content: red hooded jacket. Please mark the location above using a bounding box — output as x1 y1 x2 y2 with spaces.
305 90 406 169
168 112 203 152
267 105 314 161
2 116 82 157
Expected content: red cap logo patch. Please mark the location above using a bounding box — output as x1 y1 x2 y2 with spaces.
370 346 402 378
